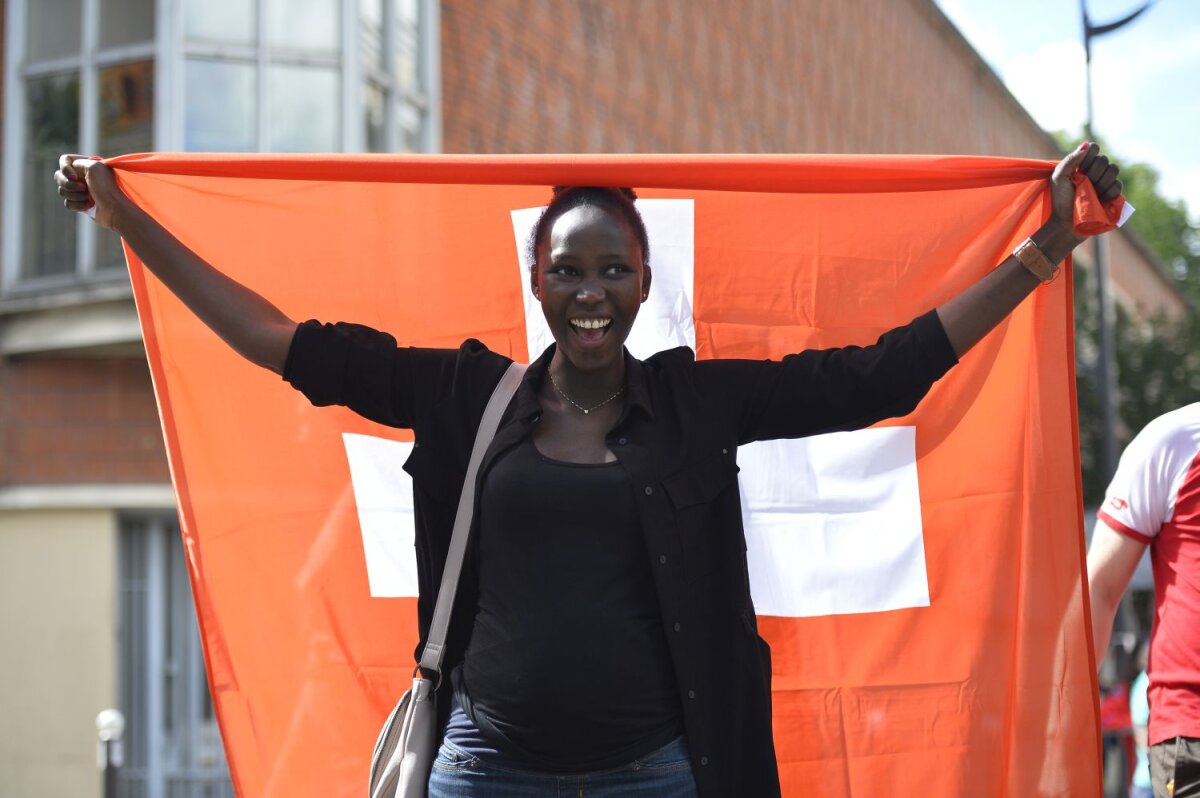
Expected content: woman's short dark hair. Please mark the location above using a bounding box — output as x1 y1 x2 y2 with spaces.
527 186 650 273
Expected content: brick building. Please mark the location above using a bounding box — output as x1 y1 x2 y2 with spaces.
0 1 1182 796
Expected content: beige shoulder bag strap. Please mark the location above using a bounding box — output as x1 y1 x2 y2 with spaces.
368 360 527 798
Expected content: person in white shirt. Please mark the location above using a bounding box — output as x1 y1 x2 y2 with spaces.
1089 404 1200 798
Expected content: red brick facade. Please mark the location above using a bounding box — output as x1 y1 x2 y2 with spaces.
440 0 1058 159
0 356 169 484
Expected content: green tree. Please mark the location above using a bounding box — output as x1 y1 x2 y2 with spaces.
1057 133 1200 504
1119 162 1200 300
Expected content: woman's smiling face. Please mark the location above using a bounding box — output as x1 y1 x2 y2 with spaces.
532 203 650 374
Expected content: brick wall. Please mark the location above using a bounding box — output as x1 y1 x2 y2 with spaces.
0 356 170 484
441 0 1059 159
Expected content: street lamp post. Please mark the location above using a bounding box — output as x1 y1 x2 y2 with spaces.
1079 0 1154 480
96 709 125 798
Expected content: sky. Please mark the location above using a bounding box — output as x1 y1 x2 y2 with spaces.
933 0 1200 223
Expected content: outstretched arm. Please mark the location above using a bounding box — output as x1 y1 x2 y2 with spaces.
936 142 1122 358
55 155 297 374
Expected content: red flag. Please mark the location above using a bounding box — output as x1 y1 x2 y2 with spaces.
113 153 1099 796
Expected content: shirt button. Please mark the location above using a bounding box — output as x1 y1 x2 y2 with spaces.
688 689 696 699
721 448 728 454
618 437 628 445
644 486 654 496
673 622 681 632
659 555 668 565
700 756 709 766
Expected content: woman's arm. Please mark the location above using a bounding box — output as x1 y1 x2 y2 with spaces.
55 154 297 375
936 142 1122 358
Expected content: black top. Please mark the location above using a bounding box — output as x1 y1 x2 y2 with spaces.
282 309 958 798
454 437 681 771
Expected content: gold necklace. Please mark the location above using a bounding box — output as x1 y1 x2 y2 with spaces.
548 371 625 415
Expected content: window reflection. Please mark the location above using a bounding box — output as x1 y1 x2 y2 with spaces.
268 0 339 52
185 59 255 151
99 61 154 156
100 0 155 48
22 73 80 279
361 0 384 73
399 102 421 153
365 81 386 152
97 61 155 270
268 65 339 152
26 0 82 61
360 0 383 28
398 0 419 27
185 0 254 45
395 15 420 90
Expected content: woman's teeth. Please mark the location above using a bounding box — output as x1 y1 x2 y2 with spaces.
571 318 611 330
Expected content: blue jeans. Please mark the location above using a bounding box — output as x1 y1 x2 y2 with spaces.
427 735 699 797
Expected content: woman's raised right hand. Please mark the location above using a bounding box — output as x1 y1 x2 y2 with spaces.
55 154 121 230
53 153 297 373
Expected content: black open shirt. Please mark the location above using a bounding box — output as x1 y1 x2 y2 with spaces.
283 309 958 797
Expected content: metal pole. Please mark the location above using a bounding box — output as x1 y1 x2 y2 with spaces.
97 709 125 798
103 740 118 798
1081 0 1121 479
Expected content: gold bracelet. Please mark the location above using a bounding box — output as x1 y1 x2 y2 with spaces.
1013 238 1059 283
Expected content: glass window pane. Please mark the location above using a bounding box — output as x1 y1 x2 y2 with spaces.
27 0 82 61
365 81 386 152
99 61 155 155
361 0 383 28
268 0 339 52
185 0 254 45
184 59 255 151
398 0 418 28
268 65 339 152
360 0 384 72
394 23 420 91
398 102 421 153
395 0 421 89
97 61 155 270
100 0 155 48
21 73 80 280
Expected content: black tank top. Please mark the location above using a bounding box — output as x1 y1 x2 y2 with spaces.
452 436 682 771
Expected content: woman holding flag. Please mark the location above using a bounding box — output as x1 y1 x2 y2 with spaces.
55 145 1120 797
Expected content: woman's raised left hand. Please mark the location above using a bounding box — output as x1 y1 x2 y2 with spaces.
1049 142 1122 241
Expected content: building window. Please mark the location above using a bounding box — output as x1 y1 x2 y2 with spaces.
6 0 156 287
118 514 234 798
179 0 428 153
182 0 342 152
360 0 428 153
3 0 437 292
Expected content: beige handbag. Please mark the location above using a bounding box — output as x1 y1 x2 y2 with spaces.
368 362 526 798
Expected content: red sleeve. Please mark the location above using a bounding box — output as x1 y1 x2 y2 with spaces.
1096 509 1154 545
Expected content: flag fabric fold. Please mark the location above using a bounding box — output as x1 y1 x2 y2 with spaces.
113 153 1099 797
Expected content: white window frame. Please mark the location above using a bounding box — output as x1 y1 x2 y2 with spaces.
2 0 440 296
